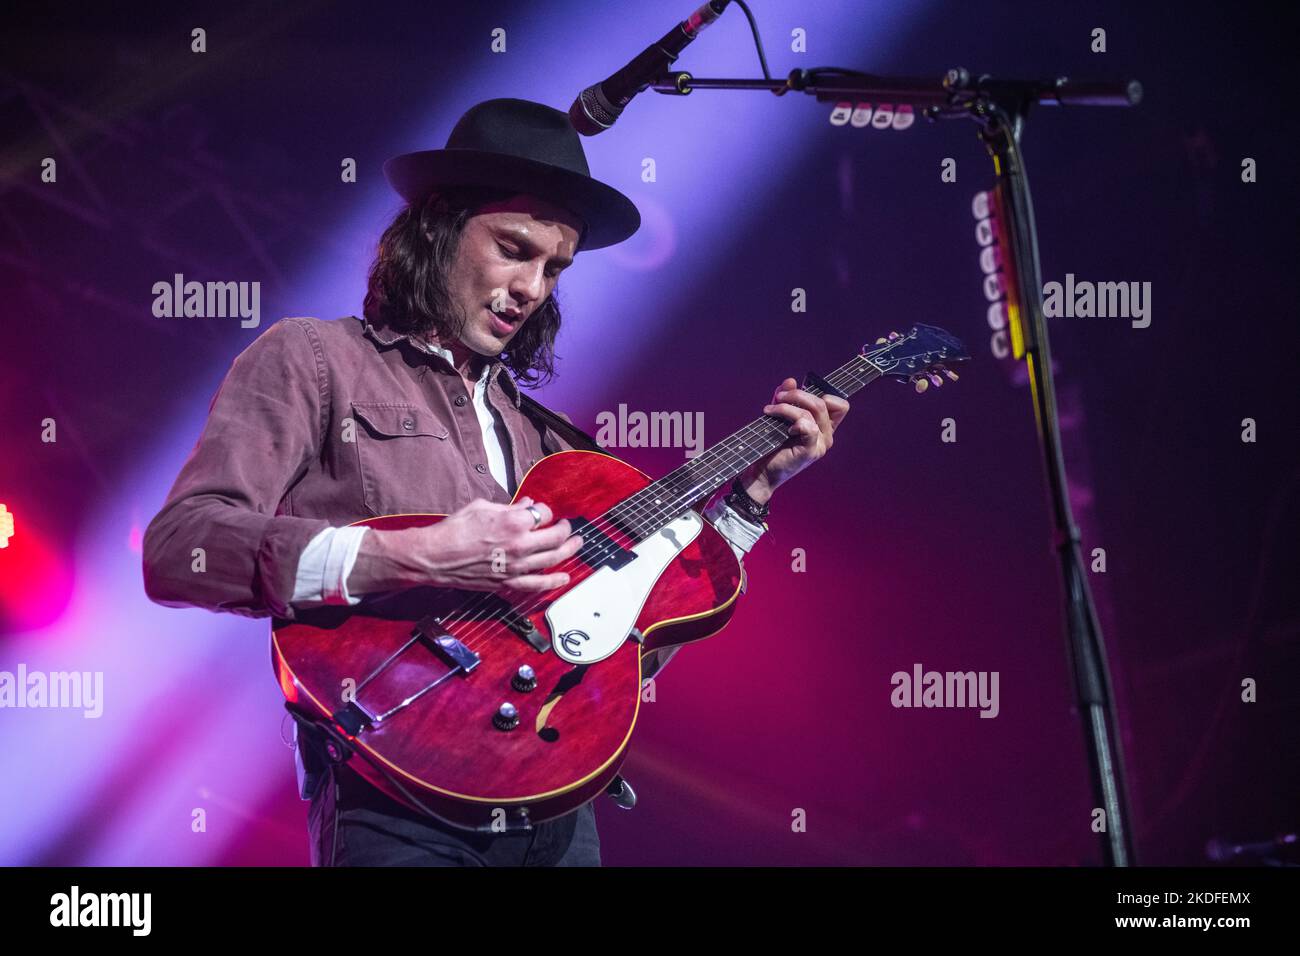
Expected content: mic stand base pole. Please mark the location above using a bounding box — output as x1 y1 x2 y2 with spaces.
969 88 1137 867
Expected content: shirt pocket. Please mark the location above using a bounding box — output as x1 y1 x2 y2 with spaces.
349 401 452 516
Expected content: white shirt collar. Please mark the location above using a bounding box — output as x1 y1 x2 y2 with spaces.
421 341 491 388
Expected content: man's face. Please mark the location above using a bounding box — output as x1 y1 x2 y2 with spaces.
446 193 583 356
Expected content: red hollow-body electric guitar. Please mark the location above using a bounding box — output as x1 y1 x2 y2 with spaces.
272 324 968 830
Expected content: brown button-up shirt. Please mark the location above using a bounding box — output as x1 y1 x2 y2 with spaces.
142 315 587 622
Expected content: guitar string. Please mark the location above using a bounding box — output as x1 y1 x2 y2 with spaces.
436 351 890 656
457 332 951 644
395 349 890 665
349 338 935 708
351 353 878 710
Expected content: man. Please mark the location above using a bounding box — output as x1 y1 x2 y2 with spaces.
143 98 849 866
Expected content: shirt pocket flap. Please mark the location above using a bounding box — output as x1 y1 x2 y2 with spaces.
350 402 449 439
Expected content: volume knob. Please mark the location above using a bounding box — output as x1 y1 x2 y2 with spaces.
512 665 538 692
492 701 519 731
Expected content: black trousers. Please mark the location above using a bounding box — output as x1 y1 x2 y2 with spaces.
306 759 601 867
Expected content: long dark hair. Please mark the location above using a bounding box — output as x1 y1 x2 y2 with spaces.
363 185 563 386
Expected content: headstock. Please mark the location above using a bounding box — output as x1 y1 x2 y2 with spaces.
862 323 971 392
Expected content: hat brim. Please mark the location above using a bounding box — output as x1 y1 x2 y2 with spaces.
383 148 640 251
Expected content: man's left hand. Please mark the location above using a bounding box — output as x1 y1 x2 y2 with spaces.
738 377 851 506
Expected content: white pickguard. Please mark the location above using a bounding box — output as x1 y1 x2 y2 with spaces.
547 510 703 664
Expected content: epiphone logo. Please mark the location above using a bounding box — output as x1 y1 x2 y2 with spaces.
559 630 590 656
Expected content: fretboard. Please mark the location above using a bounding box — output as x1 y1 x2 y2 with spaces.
606 352 884 543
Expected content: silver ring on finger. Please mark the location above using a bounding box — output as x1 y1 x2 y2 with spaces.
526 504 543 529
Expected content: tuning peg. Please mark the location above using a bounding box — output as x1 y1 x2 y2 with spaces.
913 376 929 393
887 330 902 341
928 372 943 387
931 363 961 382
875 337 888 345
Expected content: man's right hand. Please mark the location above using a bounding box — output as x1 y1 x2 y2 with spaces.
348 496 585 596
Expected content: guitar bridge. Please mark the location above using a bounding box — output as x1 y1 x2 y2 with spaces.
414 615 481 672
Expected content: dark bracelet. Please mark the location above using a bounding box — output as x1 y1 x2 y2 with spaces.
725 476 771 522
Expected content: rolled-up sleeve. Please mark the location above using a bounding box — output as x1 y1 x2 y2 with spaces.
142 318 333 620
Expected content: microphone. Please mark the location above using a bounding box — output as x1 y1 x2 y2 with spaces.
569 0 732 136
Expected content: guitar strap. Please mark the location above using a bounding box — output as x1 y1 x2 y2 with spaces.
518 392 612 458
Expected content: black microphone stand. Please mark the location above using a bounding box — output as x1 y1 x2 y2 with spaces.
651 66 1142 866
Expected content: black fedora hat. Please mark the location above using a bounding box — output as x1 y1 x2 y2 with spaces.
383 98 641 251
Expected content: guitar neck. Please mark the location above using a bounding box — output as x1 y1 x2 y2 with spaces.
605 353 885 542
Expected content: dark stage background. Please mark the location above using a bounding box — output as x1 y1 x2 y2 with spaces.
1 0 1296 865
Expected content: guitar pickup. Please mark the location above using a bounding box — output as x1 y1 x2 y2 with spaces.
414 615 481 672
569 516 637 571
